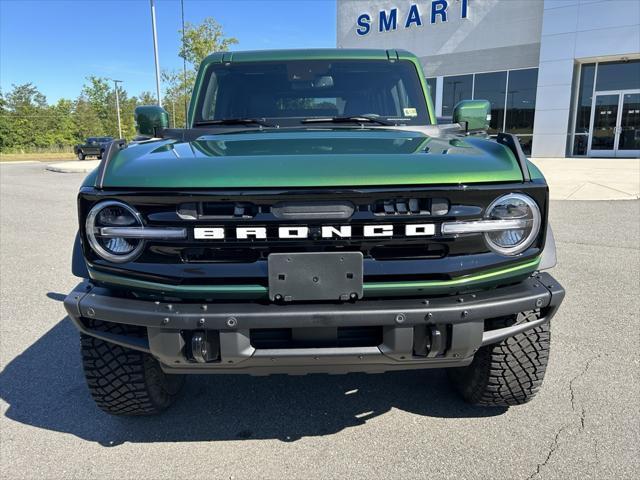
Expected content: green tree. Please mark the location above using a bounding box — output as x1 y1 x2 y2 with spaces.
162 16 238 127
2 83 49 150
180 17 238 70
73 98 103 140
0 90 10 151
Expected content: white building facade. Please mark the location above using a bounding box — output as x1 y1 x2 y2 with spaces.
337 0 640 158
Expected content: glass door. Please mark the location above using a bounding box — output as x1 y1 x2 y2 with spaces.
588 94 619 157
588 90 640 157
617 92 640 158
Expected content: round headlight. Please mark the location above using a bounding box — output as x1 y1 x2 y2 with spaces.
484 193 541 255
86 200 144 263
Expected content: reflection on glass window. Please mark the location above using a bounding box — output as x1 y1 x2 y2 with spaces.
573 135 588 156
505 68 538 135
442 74 472 116
426 78 437 108
473 71 507 134
518 136 533 156
575 64 595 134
595 60 640 92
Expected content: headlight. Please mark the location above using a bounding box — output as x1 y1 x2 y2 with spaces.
85 200 145 263
483 193 541 255
441 193 541 256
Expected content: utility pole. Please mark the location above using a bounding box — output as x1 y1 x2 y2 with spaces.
171 98 176 127
109 79 123 139
150 0 162 106
181 0 188 127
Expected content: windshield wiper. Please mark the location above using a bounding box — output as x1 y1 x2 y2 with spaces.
194 118 275 127
301 115 393 126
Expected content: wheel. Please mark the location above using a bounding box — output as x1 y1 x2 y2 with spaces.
448 313 550 407
80 320 185 415
77 151 85 161
98 149 104 159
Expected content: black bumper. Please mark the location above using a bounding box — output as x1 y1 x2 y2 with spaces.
64 273 564 375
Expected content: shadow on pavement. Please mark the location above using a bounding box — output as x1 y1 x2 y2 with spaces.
0 316 506 446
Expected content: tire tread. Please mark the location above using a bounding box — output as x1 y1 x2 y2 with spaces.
448 313 550 407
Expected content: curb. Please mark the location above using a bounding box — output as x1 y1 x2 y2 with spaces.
45 160 100 173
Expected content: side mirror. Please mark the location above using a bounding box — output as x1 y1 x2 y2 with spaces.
453 99 491 131
135 105 169 137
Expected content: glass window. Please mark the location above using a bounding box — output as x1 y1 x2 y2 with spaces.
575 64 595 134
573 135 588 156
505 68 538 135
473 71 507 134
442 74 473 117
196 60 431 126
595 60 640 92
426 77 437 108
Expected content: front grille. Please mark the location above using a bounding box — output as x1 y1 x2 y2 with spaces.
250 326 383 349
79 183 548 286
178 202 259 220
373 197 449 216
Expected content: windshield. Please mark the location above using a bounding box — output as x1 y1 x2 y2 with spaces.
195 59 430 126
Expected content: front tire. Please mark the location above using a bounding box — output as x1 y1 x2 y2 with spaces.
448 313 550 407
77 151 85 161
80 322 184 415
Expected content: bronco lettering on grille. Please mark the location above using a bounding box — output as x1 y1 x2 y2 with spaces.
194 224 435 240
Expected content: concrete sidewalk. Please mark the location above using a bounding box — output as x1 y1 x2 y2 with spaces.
43 157 639 201
531 158 640 200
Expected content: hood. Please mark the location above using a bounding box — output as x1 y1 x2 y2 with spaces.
99 129 524 188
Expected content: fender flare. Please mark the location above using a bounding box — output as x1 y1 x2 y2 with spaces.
72 232 90 278
539 224 557 271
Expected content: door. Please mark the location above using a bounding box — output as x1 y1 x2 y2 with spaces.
617 92 640 158
588 90 640 158
588 93 619 157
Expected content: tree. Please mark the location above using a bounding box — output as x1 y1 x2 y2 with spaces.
2 83 50 150
179 17 238 70
162 16 238 127
0 16 238 152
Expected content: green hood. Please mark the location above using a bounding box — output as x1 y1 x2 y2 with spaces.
99 129 525 188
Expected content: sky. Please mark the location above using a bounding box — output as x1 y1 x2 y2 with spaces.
0 0 337 103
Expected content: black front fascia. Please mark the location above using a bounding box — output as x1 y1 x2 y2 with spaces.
78 180 549 286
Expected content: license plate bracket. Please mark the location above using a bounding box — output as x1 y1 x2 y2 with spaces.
268 252 363 302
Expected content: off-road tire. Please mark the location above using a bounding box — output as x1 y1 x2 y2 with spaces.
77 151 85 160
448 313 550 407
80 321 185 415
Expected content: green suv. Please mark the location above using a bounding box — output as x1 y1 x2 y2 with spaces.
64 49 564 415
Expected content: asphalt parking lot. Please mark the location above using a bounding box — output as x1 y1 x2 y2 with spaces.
1 162 638 479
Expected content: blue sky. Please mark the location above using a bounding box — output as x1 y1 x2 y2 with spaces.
0 0 337 103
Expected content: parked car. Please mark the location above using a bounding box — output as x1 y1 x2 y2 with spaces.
64 49 564 415
74 136 113 160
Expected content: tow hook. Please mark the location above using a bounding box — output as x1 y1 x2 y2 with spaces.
190 330 220 363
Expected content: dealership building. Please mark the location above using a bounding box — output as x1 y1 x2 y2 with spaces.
337 0 640 158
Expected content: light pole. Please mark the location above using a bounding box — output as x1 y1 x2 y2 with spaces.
109 79 123 139
150 0 162 106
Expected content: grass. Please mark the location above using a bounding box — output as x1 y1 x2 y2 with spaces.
0 152 76 162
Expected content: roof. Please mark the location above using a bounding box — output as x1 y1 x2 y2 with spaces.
200 48 418 65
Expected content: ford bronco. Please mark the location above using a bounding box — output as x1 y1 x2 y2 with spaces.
64 49 564 415
74 136 114 160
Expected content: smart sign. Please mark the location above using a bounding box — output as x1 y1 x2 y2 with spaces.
356 0 469 35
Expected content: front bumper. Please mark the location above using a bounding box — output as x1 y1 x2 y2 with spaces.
64 272 564 375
